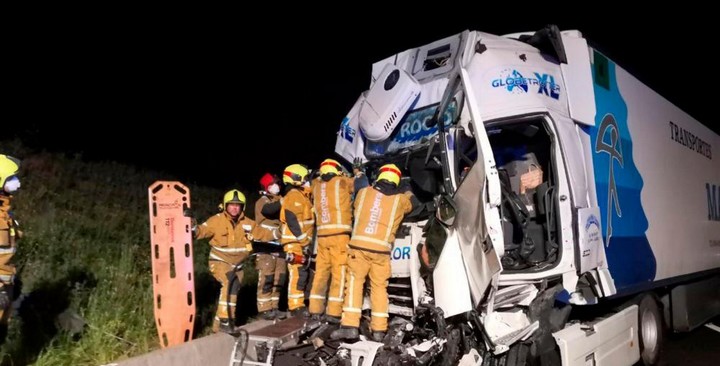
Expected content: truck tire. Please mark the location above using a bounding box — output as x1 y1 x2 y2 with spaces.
638 294 663 365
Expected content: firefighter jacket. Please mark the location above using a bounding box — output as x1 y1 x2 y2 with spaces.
0 195 18 285
252 194 281 242
196 211 255 264
311 174 354 236
0 197 17 247
280 187 314 247
350 184 413 253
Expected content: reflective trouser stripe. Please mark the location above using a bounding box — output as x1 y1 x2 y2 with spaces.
341 248 390 331
331 265 345 304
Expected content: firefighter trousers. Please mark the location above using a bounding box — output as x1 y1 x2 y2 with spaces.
285 244 308 311
309 234 349 317
341 248 390 332
256 254 286 313
0 232 17 285
209 257 246 331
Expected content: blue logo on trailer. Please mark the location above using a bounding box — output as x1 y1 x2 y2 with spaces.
582 56 656 293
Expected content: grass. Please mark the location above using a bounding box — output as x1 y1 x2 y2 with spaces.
0 139 259 365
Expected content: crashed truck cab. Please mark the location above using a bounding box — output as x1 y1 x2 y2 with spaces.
332 27 634 365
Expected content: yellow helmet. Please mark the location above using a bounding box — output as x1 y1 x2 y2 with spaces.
0 155 21 188
283 164 310 186
222 189 246 208
376 163 401 186
319 159 341 176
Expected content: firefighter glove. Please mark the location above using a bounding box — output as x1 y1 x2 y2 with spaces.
352 157 365 175
183 209 198 231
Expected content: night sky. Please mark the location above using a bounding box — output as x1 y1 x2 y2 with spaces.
7 14 718 191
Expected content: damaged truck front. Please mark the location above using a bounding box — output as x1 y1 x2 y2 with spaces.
328 25 720 366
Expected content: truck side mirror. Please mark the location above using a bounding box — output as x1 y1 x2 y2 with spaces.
435 194 457 227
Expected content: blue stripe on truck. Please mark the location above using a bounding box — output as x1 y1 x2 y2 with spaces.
582 52 657 292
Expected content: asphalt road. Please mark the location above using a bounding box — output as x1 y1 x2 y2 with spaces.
659 317 720 365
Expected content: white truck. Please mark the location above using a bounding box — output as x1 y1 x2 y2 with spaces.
329 25 720 366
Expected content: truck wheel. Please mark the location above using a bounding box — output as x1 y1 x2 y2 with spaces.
638 294 663 365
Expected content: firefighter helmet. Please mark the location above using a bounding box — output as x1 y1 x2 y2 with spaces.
259 173 279 191
319 158 341 176
0 155 21 192
283 164 310 186
376 164 401 186
222 189 246 208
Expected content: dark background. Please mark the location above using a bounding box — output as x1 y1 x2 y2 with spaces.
6 13 718 190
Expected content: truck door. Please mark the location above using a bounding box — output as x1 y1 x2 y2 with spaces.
435 73 504 308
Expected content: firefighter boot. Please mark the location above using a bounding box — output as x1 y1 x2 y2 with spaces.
291 306 309 318
214 318 234 334
372 331 386 343
260 309 277 321
330 326 359 341
324 315 341 324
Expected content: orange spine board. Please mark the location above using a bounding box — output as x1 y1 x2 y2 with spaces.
148 181 195 347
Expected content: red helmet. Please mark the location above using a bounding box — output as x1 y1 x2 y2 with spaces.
259 173 278 191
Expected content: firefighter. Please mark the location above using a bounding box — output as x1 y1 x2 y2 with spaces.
279 164 314 317
194 189 255 333
252 173 286 320
0 155 21 327
308 158 366 324
331 163 417 341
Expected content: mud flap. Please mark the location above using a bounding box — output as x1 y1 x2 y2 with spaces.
148 181 195 347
